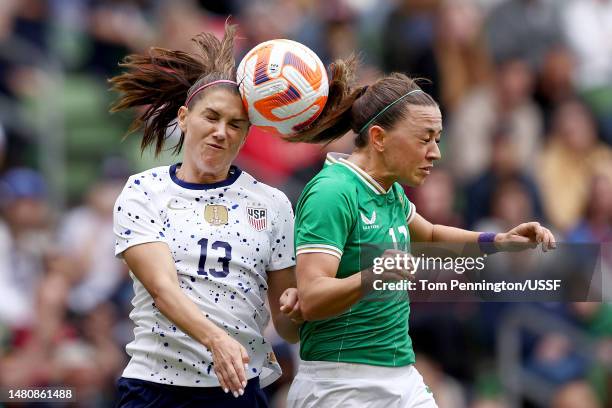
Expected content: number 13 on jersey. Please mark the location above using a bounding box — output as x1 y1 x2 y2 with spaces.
197 238 232 278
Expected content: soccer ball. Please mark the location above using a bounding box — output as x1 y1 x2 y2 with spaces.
237 39 329 136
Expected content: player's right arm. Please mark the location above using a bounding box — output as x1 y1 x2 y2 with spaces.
294 176 360 321
296 252 363 321
296 250 412 321
122 243 249 396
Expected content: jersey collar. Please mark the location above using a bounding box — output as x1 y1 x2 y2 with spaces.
325 153 391 195
169 163 242 190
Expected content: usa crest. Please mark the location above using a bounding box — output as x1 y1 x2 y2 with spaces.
247 207 267 231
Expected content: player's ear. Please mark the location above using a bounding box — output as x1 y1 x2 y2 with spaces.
177 106 188 133
369 125 385 152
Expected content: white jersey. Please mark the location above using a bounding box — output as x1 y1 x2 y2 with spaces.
113 164 295 387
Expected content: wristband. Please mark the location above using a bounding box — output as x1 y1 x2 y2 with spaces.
478 232 498 254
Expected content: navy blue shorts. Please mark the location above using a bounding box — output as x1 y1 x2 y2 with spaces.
115 376 269 407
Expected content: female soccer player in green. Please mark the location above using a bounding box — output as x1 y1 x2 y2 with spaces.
281 63 556 407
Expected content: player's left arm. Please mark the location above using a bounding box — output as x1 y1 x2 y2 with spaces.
267 266 302 344
408 212 556 252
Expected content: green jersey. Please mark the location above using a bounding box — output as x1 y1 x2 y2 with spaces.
295 153 417 367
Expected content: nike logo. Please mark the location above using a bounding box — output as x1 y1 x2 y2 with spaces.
360 211 376 225
166 199 192 211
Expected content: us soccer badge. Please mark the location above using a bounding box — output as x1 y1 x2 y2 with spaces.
204 204 228 226
247 207 267 231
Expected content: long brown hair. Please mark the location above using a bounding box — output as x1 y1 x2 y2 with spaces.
292 68 438 147
109 24 238 156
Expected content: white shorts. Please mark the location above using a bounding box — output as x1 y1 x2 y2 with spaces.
286 359 438 408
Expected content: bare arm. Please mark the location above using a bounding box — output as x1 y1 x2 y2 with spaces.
295 253 364 321
408 212 556 251
123 242 249 396
295 249 413 321
266 267 302 343
408 213 479 243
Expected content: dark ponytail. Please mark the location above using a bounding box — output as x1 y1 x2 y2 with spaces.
289 56 365 144
109 24 238 155
292 66 438 146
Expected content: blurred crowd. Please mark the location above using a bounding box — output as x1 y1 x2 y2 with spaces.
0 0 611 407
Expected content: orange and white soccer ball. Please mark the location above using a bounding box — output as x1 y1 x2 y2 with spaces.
237 39 329 136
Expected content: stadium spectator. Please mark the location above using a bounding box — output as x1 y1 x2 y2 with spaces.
57 170 129 315
566 174 612 244
485 0 563 71
0 123 5 169
566 175 612 305
533 46 576 133
475 177 538 234
470 398 510 408
84 0 154 76
446 56 543 183
435 0 491 113
561 0 612 145
561 0 612 92
464 123 544 228
411 167 463 228
381 0 440 100
415 353 468 408
0 167 51 328
550 380 602 408
537 99 612 232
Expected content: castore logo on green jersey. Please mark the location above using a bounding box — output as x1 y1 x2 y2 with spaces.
360 210 380 229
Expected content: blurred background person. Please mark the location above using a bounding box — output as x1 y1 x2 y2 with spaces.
446 55 543 183
485 0 563 72
463 123 545 229
0 124 6 169
550 380 602 408
380 0 440 100
411 166 463 228
434 0 491 114
536 99 612 233
560 0 612 145
532 46 576 133
56 158 130 316
0 168 51 329
566 174 612 245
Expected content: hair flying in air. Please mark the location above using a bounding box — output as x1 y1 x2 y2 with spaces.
109 23 239 156
291 64 438 147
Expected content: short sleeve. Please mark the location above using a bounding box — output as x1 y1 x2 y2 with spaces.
396 185 417 225
113 177 165 258
295 177 356 260
267 192 296 271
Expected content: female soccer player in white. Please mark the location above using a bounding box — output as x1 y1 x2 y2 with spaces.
282 65 556 407
109 25 302 407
